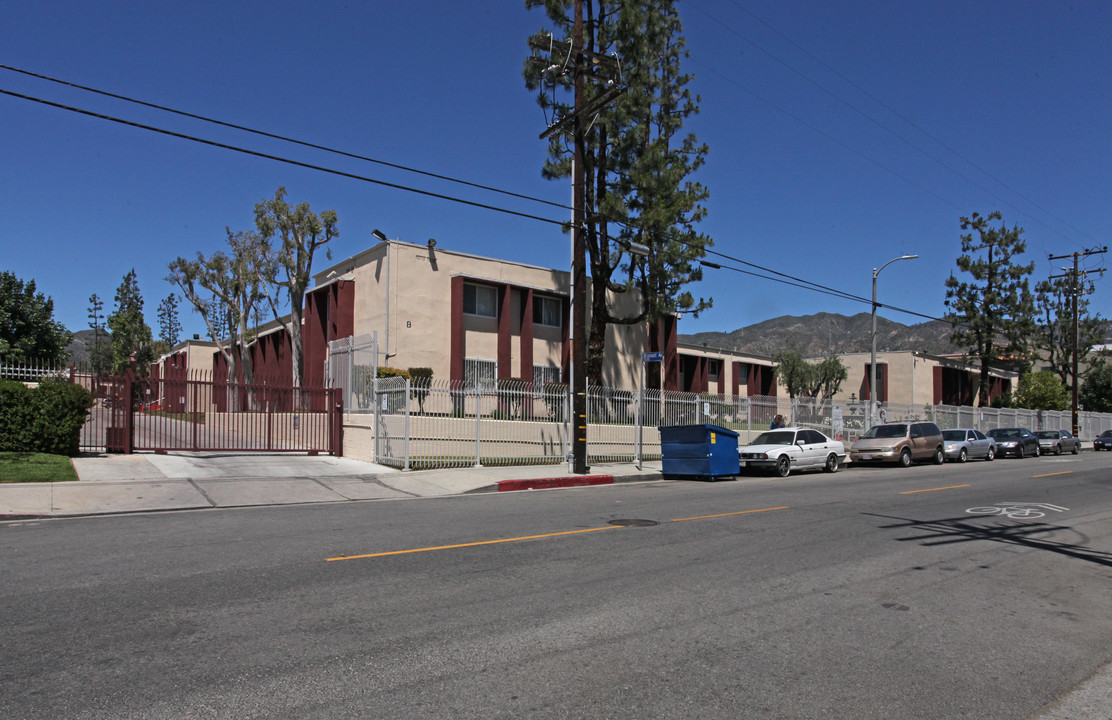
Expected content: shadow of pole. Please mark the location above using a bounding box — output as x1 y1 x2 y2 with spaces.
866 513 1112 568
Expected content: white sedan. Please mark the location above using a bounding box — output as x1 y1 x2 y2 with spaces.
739 427 847 477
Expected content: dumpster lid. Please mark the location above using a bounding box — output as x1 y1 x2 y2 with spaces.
657 423 740 438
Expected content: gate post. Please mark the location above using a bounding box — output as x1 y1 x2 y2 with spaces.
331 388 344 457
123 369 135 454
403 378 411 470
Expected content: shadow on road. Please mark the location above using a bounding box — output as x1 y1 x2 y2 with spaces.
867 513 1112 568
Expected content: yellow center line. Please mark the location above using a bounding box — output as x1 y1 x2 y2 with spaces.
900 484 971 495
326 526 618 562
1033 471 1073 478
328 505 792 562
671 506 789 522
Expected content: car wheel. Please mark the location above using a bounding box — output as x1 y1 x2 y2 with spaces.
958 448 968 463
1034 445 1041 457
985 447 995 461
775 455 791 477
1072 443 1080 455
1017 445 1025 459
824 453 840 473
1055 444 1062 455
899 449 912 468
933 447 944 465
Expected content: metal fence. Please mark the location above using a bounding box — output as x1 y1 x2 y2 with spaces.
356 379 1112 471
326 333 380 412
0 357 70 382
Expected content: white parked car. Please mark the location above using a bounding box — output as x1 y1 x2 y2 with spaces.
739 427 846 478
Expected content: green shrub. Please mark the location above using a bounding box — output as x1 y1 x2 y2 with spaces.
30 380 94 456
0 380 33 452
0 379 93 456
376 366 412 381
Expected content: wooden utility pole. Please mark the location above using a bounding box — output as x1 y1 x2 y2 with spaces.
1049 246 1107 436
528 0 624 474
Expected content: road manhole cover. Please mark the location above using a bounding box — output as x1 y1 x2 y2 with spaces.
608 519 659 527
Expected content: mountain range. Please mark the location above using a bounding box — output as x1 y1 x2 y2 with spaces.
679 312 964 358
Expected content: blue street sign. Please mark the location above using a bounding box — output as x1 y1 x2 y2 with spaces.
642 352 664 363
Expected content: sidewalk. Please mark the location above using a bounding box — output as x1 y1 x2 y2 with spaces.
0 452 666 519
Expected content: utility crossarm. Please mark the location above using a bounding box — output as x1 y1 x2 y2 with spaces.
527 36 621 76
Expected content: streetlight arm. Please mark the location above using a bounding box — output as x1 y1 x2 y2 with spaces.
870 253 919 426
874 253 920 279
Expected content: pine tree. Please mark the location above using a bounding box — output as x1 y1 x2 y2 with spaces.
86 293 113 375
157 294 182 347
524 0 711 382
944 211 1036 405
1033 277 1103 390
106 269 154 375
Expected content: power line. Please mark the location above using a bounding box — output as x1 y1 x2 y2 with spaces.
1 84 953 328
0 63 572 213
0 87 567 228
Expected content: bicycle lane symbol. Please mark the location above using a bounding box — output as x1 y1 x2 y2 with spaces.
966 503 1069 520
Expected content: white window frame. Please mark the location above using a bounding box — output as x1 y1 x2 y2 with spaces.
464 358 497 393
533 295 563 328
463 283 498 318
533 364 562 386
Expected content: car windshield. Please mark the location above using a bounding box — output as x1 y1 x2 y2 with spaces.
989 429 1020 438
942 430 966 441
752 431 795 446
1034 431 1059 439
1101 431 1112 438
861 424 907 439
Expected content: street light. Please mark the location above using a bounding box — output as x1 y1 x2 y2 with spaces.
871 254 918 425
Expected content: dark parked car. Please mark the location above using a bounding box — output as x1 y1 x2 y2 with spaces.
1094 430 1112 451
986 428 1040 458
1034 429 1081 455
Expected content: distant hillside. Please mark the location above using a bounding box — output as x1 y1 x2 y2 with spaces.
64 328 107 365
680 312 962 358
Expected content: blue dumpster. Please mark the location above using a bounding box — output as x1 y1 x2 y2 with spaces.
658 424 740 479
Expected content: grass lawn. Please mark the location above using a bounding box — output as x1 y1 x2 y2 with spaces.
0 452 79 483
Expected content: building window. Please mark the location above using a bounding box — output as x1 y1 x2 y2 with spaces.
464 358 496 392
463 283 497 318
708 360 721 383
533 296 562 328
533 364 561 386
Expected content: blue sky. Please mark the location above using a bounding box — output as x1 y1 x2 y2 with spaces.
2 1 1109 344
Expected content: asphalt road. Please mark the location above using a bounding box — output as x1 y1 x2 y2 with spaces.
3 453 1111 719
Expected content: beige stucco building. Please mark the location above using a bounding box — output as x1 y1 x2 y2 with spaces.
827 351 1016 407
317 239 658 390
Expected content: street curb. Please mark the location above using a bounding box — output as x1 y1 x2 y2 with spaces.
494 471 663 492
496 474 615 492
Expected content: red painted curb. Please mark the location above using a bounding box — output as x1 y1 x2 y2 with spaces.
497 475 615 492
